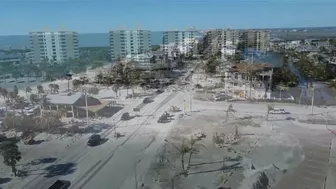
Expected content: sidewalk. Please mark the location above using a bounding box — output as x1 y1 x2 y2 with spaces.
325 138 336 189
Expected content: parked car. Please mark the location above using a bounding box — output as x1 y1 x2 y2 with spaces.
48 180 71 189
156 89 164 94
269 108 286 114
87 134 101 146
143 97 152 104
121 112 130 121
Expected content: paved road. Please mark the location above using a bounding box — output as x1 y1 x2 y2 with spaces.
71 92 181 189
16 92 175 189
273 120 334 189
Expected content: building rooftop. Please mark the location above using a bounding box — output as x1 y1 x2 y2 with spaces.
233 63 273 73
46 93 83 105
0 52 23 61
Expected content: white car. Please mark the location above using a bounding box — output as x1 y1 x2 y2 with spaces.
269 108 286 114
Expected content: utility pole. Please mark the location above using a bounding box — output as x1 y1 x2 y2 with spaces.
85 92 89 126
311 83 315 115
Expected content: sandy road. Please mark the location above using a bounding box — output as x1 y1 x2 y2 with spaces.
69 91 181 189
273 120 334 189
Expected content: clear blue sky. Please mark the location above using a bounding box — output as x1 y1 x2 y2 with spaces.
0 0 335 35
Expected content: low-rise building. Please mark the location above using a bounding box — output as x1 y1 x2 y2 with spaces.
0 51 24 64
296 44 319 52
220 63 274 99
42 93 115 118
160 43 179 59
221 45 236 56
125 53 152 62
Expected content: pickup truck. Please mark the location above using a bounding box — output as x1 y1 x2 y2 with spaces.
269 108 286 114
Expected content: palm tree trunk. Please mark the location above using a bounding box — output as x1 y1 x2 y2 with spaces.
187 152 193 168
12 165 17 177
181 153 185 171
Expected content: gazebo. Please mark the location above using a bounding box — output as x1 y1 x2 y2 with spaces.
43 93 115 118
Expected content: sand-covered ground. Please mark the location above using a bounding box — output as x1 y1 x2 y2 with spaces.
143 109 304 189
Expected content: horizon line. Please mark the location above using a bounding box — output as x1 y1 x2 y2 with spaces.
1 26 336 36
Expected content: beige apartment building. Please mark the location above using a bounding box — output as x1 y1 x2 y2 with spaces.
29 31 79 64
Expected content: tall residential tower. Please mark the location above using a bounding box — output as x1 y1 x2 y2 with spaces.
109 30 151 61
241 30 270 52
162 30 197 56
29 31 79 64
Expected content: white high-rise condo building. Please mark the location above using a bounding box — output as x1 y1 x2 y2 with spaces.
109 30 151 61
29 31 79 64
162 30 197 56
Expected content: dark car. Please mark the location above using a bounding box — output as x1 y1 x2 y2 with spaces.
156 89 164 94
48 180 71 189
143 97 152 104
87 134 101 146
121 112 130 121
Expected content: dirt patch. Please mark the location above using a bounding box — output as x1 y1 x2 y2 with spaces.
142 110 303 189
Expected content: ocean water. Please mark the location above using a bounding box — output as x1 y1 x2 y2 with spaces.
0 31 164 49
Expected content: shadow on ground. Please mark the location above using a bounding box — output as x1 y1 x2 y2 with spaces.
31 140 45 145
70 123 115 134
0 177 11 185
100 138 109 145
44 162 76 178
98 106 124 118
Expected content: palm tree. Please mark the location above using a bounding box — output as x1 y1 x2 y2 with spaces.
225 104 237 122
95 72 104 84
186 136 205 168
13 86 19 97
112 84 120 97
88 87 99 96
25 87 32 99
37 85 44 95
29 94 39 106
57 106 68 118
278 82 289 100
170 138 191 172
129 68 142 98
48 84 54 94
72 79 81 91
54 84 60 94
0 141 21 177
14 96 26 115
266 104 274 121
8 92 17 103
0 87 8 110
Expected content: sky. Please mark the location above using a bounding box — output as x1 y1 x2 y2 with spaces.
0 0 336 35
